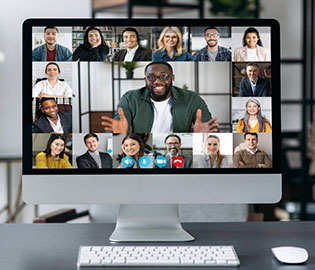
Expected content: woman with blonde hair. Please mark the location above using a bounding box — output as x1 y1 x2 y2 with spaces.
152 26 192 61
198 135 228 168
236 99 272 133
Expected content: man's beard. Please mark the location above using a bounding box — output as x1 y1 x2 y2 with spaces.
207 41 217 48
147 83 172 101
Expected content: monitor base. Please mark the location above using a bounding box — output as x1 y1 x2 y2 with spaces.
109 204 195 242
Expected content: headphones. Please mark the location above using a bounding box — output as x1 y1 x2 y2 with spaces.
122 27 140 43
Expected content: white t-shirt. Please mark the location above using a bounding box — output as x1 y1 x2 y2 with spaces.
246 48 259 61
32 79 73 98
150 97 173 133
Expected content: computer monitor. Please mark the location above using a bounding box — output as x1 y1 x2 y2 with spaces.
23 19 281 242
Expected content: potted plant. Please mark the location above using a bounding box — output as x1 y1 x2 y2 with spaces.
117 62 141 79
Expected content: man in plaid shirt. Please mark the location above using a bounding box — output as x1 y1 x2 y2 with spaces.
192 27 231 62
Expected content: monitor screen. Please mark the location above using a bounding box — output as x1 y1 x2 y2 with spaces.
23 19 281 210
23 19 280 175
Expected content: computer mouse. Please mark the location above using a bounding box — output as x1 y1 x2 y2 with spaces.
271 246 308 264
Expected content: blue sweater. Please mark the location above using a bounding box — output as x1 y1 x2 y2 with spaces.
152 48 192 62
32 44 72 61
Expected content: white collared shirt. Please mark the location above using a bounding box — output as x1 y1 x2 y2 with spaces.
124 45 139 62
250 79 258 95
47 114 64 133
245 147 258 155
32 79 73 98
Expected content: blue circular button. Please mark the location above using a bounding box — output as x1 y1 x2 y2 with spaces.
121 156 134 168
155 155 168 168
139 156 151 168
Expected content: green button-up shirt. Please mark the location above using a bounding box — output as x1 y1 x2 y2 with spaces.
113 86 212 133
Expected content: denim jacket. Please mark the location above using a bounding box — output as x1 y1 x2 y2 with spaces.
113 86 212 133
192 45 231 61
32 44 72 61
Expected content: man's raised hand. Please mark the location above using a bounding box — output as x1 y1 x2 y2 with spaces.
193 109 219 133
101 107 128 133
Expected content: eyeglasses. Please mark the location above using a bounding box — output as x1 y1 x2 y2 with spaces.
146 74 171 82
205 33 219 38
166 142 180 146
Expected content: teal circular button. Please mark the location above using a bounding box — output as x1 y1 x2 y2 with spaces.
139 156 151 168
155 155 168 168
121 156 134 168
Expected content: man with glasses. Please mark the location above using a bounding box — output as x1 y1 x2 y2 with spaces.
192 27 231 62
101 62 218 133
162 134 192 168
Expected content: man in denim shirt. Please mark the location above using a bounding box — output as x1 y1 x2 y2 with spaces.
192 27 231 62
32 26 72 61
101 62 219 133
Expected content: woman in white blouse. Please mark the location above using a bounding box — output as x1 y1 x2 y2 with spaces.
233 27 270 62
32 62 73 98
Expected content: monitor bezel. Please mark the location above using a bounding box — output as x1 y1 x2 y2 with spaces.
23 18 281 175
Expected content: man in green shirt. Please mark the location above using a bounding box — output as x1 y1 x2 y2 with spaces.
101 62 219 133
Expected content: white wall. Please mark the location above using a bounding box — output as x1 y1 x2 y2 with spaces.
0 0 91 156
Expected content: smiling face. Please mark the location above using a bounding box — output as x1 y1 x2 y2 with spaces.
245 32 259 49
246 65 259 82
205 28 219 48
206 137 220 156
244 134 258 150
85 136 99 152
45 64 59 80
123 30 138 49
165 136 181 156
88 29 101 47
41 99 58 121
145 64 174 101
163 30 178 49
50 138 64 157
121 138 140 157
246 101 260 116
44 28 58 46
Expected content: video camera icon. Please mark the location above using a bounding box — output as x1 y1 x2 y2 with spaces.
121 156 135 168
155 156 168 168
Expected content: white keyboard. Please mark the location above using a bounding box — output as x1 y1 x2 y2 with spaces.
77 245 240 267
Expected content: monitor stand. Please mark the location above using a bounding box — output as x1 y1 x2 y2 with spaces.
109 204 195 242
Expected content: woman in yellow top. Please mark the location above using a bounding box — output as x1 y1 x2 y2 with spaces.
236 99 272 133
36 134 72 168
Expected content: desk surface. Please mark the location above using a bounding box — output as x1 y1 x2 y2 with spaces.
0 221 314 269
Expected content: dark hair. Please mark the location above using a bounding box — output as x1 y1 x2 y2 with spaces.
242 27 263 47
44 26 59 33
244 132 258 140
246 62 259 69
45 62 60 73
204 27 220 34
83 27 106 48
121 133 145 168
122 27 140 41
44 134 66 159
39 97 56 108
84 133 99 144
144 62 173 74
164 134 181 144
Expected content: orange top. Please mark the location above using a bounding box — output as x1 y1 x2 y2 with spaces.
236 118 272 133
